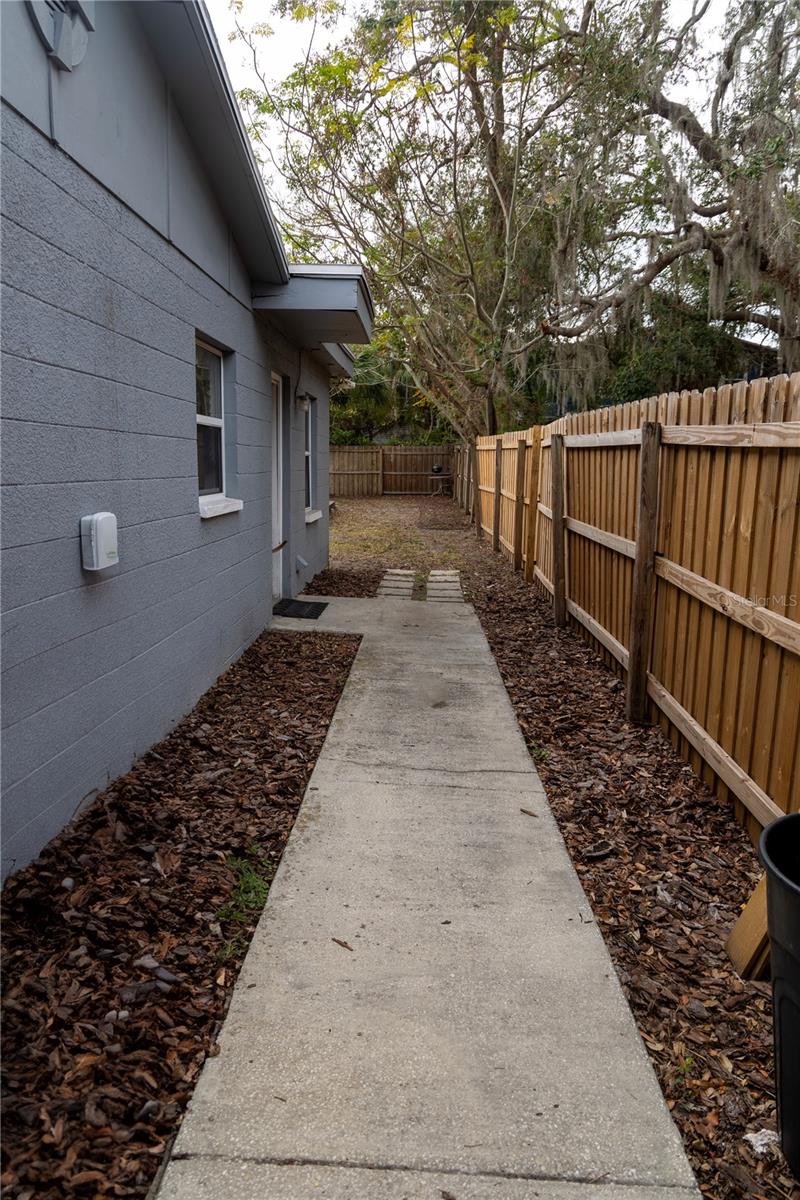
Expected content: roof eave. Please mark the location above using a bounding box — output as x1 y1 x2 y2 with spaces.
313 342 357 378
252 269 373 345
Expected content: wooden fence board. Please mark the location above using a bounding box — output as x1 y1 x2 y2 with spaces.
331 445 454 497
627 422 661 722
450 371 800 844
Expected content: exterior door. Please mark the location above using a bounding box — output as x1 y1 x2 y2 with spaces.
271 374 283 600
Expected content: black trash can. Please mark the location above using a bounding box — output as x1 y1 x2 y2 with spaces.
760 812 800 1181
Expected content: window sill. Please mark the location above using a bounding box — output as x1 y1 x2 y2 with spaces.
199 495 244 519
305 508 323 525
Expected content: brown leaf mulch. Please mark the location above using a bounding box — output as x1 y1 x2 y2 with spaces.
1 630 358 1200
315 495 796 1200
466 567 796 1200
302 563 384 597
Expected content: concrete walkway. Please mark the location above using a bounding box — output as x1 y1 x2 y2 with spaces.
158 597 699 1200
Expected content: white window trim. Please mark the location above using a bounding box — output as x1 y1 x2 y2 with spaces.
196 338 243 519
304 397 315 512
200 495 244 519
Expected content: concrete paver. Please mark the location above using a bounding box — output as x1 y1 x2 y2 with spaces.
377 569 415 598
427 568 464 603
158 596 699 1200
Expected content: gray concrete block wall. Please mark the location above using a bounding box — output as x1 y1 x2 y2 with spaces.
0 1 251 303
1 0 338 878
0 102 282 879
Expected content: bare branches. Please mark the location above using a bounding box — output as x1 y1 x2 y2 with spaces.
542 228 709 338
233 0 800 421
541 0 799 371
721 308 787 336
646 91 727 174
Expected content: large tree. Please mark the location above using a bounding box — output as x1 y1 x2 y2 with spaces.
237 0 591 433
235 0 799 430
542 0 800 377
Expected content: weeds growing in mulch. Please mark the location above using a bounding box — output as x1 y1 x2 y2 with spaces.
316 495 796 1200
1 630 358 1199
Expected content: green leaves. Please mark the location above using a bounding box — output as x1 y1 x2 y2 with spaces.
233 0 799 425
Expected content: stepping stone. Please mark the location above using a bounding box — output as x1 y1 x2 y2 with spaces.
426 569 464 603
377 569 415 599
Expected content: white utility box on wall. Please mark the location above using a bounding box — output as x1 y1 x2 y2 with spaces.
80 512 119 571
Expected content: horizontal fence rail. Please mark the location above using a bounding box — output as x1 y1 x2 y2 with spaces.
331 445 455 497
453 373 800 845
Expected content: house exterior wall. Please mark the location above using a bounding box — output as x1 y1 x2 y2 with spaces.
268 324 331 596
0 3 331 879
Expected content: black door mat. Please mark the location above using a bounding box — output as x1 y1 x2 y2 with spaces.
273 599 328 619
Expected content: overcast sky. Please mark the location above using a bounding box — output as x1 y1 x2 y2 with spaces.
205 0 350 92
206 0 723 95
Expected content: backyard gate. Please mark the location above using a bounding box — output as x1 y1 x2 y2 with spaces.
331 445 455 497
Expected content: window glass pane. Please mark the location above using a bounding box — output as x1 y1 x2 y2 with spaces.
305 405 313 508
197 424 223 494
196 346 222 418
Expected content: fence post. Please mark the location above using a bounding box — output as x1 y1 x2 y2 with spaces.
471 443 483 537
378 446 384 496
492 437 502 552
551 433 567 626
524 427 541 582
626 421 661 723
512 438 526 572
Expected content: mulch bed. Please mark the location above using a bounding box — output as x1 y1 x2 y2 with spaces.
1 630 359 1200
461 557 796 1200
315 494 796 1199
302 564 383 598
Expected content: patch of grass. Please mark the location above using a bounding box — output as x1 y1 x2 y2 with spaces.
333 525 427 566
215 850 277 963
676 1055 694 1080
532 744 551 763
216 938 245 963
217 850 276 925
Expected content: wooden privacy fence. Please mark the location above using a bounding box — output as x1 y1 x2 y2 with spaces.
454 373 800 849
331 445 455 497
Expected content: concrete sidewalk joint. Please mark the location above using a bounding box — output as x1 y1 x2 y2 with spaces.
158 595 700 1200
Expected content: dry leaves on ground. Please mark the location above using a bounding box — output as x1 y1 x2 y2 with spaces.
1 630 359 1200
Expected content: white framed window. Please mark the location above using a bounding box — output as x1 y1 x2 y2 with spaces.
303 396 322 524
304 399 314 511
196 340 224 496
195 338 243 518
